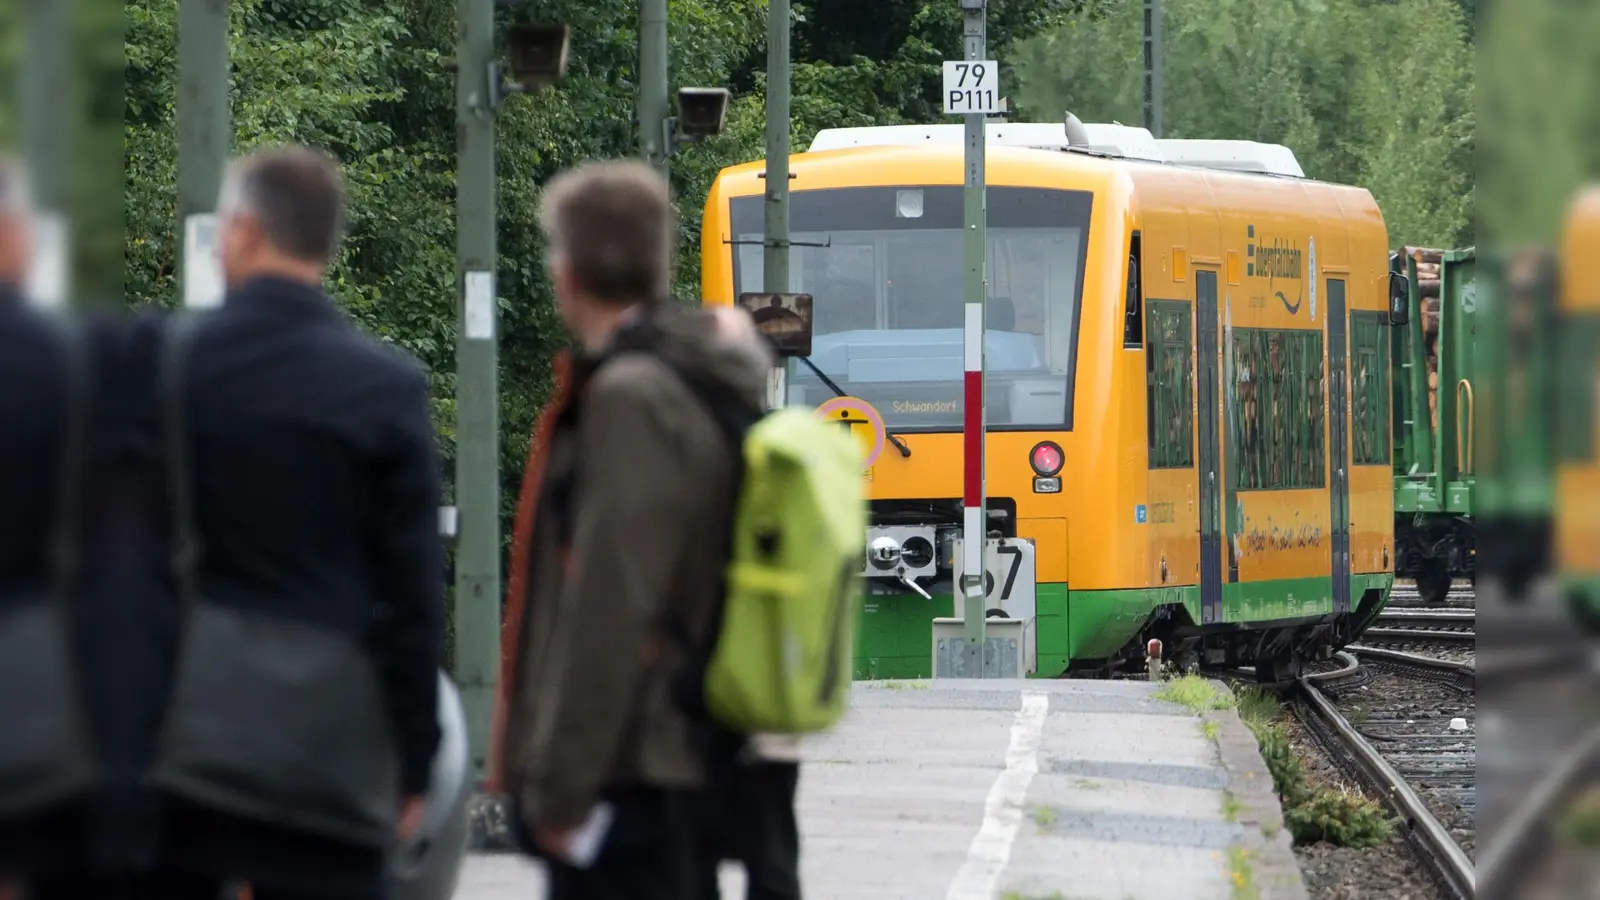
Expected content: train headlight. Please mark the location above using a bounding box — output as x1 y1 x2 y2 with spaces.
895 189 924 219
869 535 902 570
901 536 935 569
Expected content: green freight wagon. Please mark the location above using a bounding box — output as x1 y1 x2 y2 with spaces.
1390 247 1476 604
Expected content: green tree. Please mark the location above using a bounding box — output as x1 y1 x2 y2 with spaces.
1012 0 1474 248
1476 0 1600 245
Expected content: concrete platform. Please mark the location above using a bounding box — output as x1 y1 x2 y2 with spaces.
459 678 1307 899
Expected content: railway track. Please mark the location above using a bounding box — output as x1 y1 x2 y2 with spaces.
1363 606 1475 662
1388 579 1476 610
1296 650 1476 899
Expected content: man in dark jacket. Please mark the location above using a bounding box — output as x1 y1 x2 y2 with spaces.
40 145 444 900
497 159 772 900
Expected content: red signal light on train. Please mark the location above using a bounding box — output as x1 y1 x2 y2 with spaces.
1029 441 1064 477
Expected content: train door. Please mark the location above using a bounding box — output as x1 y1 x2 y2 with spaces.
1196 269 1223 624
1328 279 1352 614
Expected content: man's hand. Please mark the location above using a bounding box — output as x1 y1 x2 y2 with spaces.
532 824 577 861
397 795 427 842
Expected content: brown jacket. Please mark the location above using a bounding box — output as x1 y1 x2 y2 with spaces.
498 304 772 829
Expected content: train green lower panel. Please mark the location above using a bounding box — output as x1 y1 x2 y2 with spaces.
853 574 1393 680
852 585 1068 680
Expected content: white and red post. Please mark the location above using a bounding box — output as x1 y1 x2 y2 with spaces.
958 0 988 648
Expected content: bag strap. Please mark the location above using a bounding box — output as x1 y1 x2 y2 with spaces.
157 311 209 608
42 311 90 601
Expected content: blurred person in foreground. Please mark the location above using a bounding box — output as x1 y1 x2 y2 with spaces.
496 159 770 900
37 145 444 900
0 157 106 890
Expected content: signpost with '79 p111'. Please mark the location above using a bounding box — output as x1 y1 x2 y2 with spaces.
932 0 1022 680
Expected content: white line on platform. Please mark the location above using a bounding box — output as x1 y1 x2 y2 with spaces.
946 690 1050 900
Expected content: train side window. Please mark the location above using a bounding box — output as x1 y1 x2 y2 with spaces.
1123 233 1143 348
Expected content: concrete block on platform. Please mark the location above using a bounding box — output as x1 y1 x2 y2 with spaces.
458 677 1307 900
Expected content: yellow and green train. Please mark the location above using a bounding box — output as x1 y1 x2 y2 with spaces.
700 121 1401 683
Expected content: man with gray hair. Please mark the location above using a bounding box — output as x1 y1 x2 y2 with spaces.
52 144 447 900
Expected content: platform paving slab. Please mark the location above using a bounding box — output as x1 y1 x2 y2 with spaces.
460 677 1307 899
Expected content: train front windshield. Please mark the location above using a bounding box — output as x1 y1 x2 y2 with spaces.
729 185 1093 431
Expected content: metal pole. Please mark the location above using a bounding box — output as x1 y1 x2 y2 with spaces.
21 0 71 307
1142 0 1163 138
764 0 791 410
454 0 501 780
960 1 988 650
177 0 230 310
638 0 670 178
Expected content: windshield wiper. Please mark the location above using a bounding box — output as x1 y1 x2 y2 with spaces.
797 356 912 458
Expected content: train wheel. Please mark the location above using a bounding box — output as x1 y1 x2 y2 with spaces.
1417 559 1452 607
1173 649 1201 675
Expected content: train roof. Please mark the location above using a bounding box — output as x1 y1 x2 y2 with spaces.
806 120 1307 179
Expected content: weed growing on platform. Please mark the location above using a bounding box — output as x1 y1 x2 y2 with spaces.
1223 791 1243 822
1233 686 1278 728
1227 846 1258 900
1556 787 1600 845
1203 720 1221 741
1154 674 1236 713
1031 806 1057 832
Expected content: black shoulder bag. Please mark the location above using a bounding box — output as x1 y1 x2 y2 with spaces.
0 312 102 817
145 311 401 849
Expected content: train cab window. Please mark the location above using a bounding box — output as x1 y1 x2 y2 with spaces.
1123 233 1143 348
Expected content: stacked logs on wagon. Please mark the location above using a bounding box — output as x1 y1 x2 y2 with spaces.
1405 247 1444 430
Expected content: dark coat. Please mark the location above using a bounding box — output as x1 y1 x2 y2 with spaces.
110 275 446 894
499 303 772 831
0 287 105 878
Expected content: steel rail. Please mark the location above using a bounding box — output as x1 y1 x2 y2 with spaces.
1297 675 1475 899
1362 627 1476 643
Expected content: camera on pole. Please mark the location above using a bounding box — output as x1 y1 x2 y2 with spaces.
664 86 732 152
675 87 731 138
492 23 570 104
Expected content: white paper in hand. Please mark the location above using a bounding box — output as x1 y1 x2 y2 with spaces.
563 802 615 869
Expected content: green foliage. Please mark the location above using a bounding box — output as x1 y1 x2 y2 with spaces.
1283 785 1397 849
1248 720 1312 809
1012 0 1475 248
1477 0 1600 244
1153 673 1236 713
